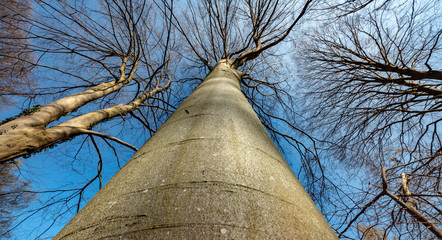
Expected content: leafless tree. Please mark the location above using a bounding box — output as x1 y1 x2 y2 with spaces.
0 0 178 237
0 1 37 238
1 0 395 238
161 0 331 201
298 0 441 238
0 0 178 164
54 0 341 239
0 0 34 107
0 162 35 239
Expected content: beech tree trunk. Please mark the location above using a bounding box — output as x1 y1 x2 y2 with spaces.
55 60 337 239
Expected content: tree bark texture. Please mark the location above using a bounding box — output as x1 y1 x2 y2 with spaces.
55 60 337 239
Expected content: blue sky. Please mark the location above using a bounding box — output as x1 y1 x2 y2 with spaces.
0 0 383 239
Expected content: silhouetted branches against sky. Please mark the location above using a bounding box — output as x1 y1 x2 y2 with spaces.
0 1 178 237
158 0 330 201
299 0 441 238
3 0 429 238
0 0 34 107
0 0 178 163
0 162 35 239
162 0 313 70
0 1 37 238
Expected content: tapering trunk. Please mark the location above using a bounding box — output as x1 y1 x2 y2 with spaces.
55 60 337 239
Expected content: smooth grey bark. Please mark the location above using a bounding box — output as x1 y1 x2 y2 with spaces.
55 60 337 239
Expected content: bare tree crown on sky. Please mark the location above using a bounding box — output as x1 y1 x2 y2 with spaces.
299 0 441 238
0 0 440 238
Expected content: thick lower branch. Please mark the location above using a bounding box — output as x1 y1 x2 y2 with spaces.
0 84 167 162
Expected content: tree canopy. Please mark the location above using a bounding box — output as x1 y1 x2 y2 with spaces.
0 0 440 238
299 0 441 238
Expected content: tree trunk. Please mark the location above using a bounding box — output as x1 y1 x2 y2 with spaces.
54 60 337 239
